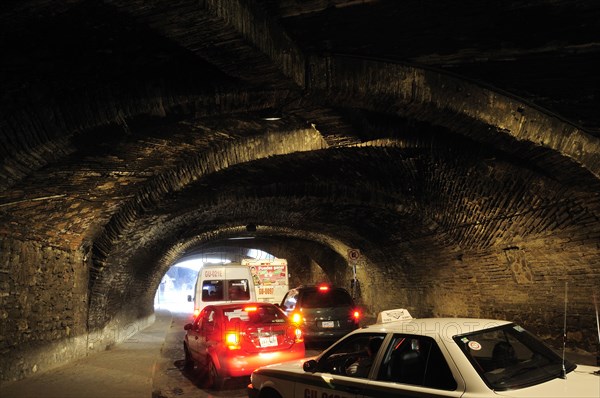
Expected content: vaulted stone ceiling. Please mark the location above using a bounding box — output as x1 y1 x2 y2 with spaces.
1 0 599 380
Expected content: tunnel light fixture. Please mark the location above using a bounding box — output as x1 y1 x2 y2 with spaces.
204 258 232 264
258 108 283 121
228 236 255 240
262 115 282 121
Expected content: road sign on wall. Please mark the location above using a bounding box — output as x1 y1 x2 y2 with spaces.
347 249 361 261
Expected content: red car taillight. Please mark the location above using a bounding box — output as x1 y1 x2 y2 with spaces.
225 331 241 350
287 326 303 343
294 327 303 343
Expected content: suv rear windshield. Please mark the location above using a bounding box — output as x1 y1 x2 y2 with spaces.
302 288 354 308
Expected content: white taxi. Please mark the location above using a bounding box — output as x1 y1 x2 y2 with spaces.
248 309 600 398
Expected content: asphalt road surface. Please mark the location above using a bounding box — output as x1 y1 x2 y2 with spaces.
3 309 593 398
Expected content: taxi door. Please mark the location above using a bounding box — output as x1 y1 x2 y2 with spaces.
294 372 363 398
294 332 389 398
360 334 464 398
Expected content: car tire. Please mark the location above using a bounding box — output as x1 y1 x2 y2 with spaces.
259 388 283 398
183 344 194 371
207 357 225 390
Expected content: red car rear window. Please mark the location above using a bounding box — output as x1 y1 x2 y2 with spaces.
223 305 287 325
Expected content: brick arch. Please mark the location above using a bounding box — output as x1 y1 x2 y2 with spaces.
89 221 378 329
159 228 358 286
0 78 289 192
87 127 327 322
87 134 600 331
307 55 600 179
87 165 424 329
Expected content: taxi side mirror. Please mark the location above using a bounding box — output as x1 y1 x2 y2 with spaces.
184 323 193 331
187 295 192 302
303 359 318 373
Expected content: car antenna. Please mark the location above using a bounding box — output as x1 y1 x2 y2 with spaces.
594 292 600 345
560 281 568 379
594 292 600 374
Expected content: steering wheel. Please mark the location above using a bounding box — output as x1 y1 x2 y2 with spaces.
342 356 357 376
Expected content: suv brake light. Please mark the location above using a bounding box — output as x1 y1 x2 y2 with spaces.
318 284 329 292
290 312 303 325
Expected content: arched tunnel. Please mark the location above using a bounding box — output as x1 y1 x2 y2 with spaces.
1 0 599 382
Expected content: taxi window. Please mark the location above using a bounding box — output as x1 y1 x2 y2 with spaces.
316 333 386 377
377 334 457 391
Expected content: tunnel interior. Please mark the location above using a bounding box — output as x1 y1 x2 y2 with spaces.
1 0 599 381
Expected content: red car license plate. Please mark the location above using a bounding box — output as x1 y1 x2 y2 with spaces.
259 335 278 347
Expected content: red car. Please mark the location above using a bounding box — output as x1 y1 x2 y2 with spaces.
183 302 305 389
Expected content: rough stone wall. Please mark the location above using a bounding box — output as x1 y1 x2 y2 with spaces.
0 238 88 381
261 240 343 289
0 238 155 382
354 253 410 322
265 248 331 288
367 230 600 354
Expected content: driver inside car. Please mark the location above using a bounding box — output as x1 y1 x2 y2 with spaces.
346 337 384 377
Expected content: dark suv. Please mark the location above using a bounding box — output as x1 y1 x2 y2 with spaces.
279 284 360 342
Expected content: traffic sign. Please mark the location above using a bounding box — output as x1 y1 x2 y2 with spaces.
347 249 360 261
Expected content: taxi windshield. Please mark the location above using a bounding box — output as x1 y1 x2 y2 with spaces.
454 323 576 391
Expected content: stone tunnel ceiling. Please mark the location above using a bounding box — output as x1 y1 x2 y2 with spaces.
1 0 599 381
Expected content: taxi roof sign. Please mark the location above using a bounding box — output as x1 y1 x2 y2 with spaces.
377 308 412 323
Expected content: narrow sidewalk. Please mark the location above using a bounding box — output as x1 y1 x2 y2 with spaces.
0 310 173 398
